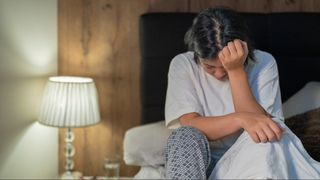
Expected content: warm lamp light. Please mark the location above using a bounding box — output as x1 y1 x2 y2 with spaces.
38 76 101 179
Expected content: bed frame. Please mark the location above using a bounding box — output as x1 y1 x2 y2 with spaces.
139 12 320 125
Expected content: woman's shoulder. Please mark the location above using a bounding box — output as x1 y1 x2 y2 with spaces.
253 49 277 65
169 51 200 77
251 49 277 70
170 51 198 68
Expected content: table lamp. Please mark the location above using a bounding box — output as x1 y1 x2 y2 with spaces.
38 76 101 179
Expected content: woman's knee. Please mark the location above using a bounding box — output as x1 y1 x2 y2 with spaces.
167 126 207 144
166 126 210 155
165 126 211 177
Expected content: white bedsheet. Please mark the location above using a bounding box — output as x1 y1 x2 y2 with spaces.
209 121 320 179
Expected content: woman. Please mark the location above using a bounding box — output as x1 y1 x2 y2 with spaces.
164 7 320 179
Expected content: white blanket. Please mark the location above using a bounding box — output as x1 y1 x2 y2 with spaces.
209 121 320 179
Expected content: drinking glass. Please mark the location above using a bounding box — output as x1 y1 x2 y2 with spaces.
104 156 120 179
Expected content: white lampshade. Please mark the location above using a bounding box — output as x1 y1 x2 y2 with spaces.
38 76 100 128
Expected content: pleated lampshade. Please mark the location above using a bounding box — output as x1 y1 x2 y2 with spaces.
38 76 100 127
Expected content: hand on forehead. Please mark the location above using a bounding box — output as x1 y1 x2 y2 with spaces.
217 39 249 71
219 39 248 59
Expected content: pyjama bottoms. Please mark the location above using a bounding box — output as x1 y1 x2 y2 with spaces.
165 126 215 179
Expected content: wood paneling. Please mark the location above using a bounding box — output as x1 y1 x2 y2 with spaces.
58 0 320 177
270 0 320 12
271 0 302 12
190 0 237 12
148 0 190 12
58 0 150 176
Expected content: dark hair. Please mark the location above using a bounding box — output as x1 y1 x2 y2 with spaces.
184 7 255 63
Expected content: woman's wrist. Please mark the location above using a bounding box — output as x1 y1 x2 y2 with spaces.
226 67 246 77
230 112 244 129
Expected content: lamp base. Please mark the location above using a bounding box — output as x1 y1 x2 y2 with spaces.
60 171 82 180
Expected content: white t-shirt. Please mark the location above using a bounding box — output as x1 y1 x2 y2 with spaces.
165 50 284 160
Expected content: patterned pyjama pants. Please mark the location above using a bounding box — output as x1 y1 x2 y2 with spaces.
165 126 216 179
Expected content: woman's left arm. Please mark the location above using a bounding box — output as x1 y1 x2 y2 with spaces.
219 39 266 114
229 69 268 114
219 39 283 143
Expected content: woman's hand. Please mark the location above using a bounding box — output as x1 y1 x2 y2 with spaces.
218 39 248 71
233 112 283 143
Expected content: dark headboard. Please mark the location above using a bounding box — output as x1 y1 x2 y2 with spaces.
139 12 320 124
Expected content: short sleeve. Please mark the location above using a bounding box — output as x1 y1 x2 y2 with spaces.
250 53 284 122
165 54 203 129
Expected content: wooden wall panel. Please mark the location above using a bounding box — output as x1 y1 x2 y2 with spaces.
271 0 302 12
58 0 150 177
189 0 237 12
58 0 320 177
302 0 320 11
148 0 190 12
235 0 270 12
271 0 320 12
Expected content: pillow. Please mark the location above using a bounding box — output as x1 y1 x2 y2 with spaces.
285 108 320 162
134 166 166 179
282 81 320 118
123 121 173 166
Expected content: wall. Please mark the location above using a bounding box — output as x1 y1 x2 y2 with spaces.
58 0 320 177
0 0 58 179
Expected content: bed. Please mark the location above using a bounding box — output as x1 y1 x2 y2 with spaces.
124 12 320 178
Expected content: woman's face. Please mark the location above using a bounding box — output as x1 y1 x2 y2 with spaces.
200 58 228 81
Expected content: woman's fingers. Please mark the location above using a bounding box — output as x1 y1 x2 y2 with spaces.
248 131 260 143
218 51 225 61
219 40 248 69
262 125 277 142
256 129 268 143
240 112 283 143
233 40 244 56
227 41 237 55
241 40 249 56
260 120 283 142
268 121 283 141
222 46 231 57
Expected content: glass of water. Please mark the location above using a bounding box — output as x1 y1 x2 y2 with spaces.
104 156 120 179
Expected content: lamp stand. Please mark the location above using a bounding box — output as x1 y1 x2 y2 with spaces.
60 127 82 179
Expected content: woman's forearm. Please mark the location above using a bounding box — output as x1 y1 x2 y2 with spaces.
227 68 266 115
180 113 242 141
218 40 267 115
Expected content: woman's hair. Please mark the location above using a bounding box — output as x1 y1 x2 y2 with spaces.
184 7 255 63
